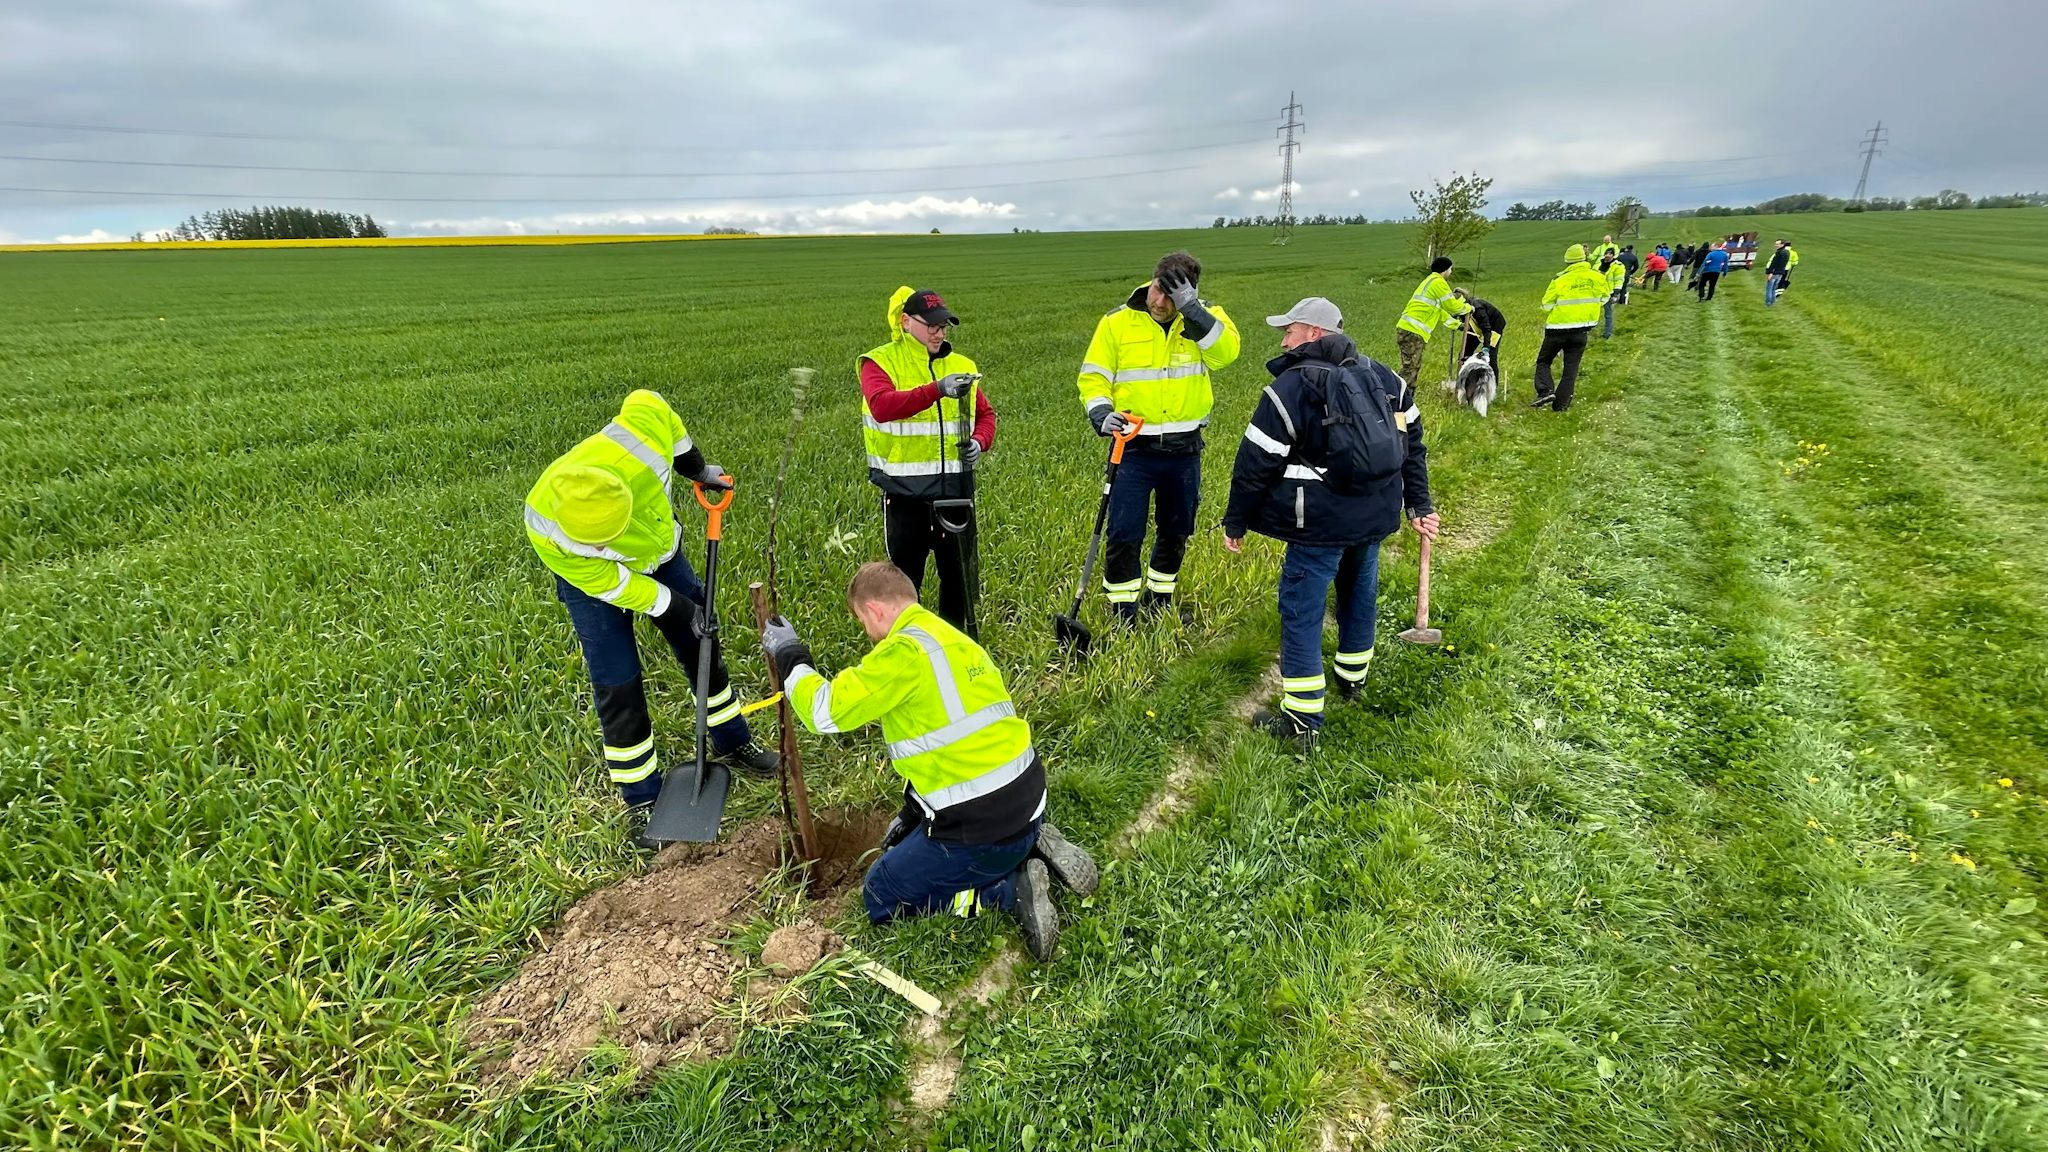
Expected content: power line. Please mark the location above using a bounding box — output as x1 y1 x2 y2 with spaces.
1853 121 1888 202
0 137 1261 181
0 162 1205 206
0 115 1279 156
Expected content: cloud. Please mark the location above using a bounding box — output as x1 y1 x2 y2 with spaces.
54 228 128 244
0 0 2036 240
398 194 1018 237
1348 189 1360 198
1250 182 1302 202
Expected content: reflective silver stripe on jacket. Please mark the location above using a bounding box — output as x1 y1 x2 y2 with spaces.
916 747 1037 811
1244 424 1288 456
867 455 953 476
1080 362 1115 381
864 414 952 435
1135 418 1206 435
1284 463 1323 482
786 665 838 733
1195 321 1226 350
1111 363 1209 384
524 506 633 562
602 422 671 489
887 700 1016 760
897 627 965 719
1263 386 1296 438
1547 296 1607 309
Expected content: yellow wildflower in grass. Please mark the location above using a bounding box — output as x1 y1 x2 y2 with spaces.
1999 778 2015 788
1806 818 1820 828
1971 809 1981 818
1908 851 1921 863
1951 852 1977 871
1807 775 1820 784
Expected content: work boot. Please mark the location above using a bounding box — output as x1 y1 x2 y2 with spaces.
1031 822 1100 896
1140 590 1194 626
1250 708 1319 756
716 739 780 778
1011 858 1059 962
1109 601 1141 628
1336 678 1365 703
1529 393 1554 409
624 801 665 853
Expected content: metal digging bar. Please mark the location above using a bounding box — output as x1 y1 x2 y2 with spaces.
756 367 818 868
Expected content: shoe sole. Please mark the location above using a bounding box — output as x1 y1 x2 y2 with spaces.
1033 824 1100 896
1014 859 1059 962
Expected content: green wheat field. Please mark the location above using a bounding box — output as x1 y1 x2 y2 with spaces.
5 210 2046 1150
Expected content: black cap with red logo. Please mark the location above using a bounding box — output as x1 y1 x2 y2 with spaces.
902 288 960 326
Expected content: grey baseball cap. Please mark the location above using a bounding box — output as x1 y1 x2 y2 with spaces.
1265 296 1343 330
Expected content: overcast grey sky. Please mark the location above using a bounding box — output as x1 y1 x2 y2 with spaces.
1 0 2040 242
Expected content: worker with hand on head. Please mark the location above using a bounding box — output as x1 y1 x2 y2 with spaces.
761 562 1099 962
523 389 780 852
1076 250 1240 625
859 286 995 633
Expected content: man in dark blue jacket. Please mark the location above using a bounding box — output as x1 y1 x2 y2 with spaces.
1220 297 1441 752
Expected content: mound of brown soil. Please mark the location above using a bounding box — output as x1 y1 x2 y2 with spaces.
466 808 890 1081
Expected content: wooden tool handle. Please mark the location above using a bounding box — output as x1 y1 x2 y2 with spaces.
1414 534 1433 629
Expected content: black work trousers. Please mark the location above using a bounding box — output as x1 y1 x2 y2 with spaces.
1532 327 1591 412
1695 271 1721 300
883 493 978 634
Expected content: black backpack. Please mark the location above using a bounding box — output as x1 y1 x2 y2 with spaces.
1304 362 1407 496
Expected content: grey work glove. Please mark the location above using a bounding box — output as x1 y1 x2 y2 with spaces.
760 614 811 673
957 438 983 467
691 462 732 490
935 371 978 400
1159 271 1216 340
1090 407 1133 437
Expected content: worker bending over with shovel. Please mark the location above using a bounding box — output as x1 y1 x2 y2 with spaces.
1220 299 1439 753
524 389 780 850
1077 250 1240 625
762 562 1098 961
860 286 993 634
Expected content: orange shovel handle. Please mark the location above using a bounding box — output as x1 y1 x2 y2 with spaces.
694 479 734 540
1109 415 1144 464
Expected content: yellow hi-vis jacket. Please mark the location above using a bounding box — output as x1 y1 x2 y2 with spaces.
1077 283 1240 448
1787 247 1800 269
1541 261 1611 330
524 389 691 615
784 603 1045 843
1593 242 1620 264
1396 271 1472 340
1606 261 1628 293
861 285 980 500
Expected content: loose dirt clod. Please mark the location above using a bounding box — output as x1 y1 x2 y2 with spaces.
466 808 885 1082
761 922 840 975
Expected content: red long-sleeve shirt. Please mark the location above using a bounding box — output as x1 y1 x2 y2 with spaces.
859 358 996 451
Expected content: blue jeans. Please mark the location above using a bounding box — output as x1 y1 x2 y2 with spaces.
1764 273 1783 306
1104 450 1201 605
1600 296 1616 339
557 550 752 804
1276 539 1383 728
863 820 1041 924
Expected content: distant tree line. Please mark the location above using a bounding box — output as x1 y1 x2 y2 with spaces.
1210 213 1379 228
145 206 387 242
1502 200 1603 221
1652 190 2046 218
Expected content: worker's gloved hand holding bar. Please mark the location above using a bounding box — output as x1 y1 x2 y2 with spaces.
935 371 978 399
1090 407 1134 437
761 614 811 674
691 462 733 490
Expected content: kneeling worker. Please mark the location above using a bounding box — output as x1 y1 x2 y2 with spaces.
524 389 780 850
762 562 1098 961
1221 298 1439 752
